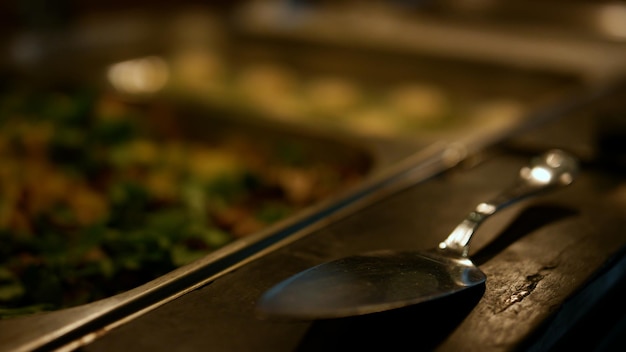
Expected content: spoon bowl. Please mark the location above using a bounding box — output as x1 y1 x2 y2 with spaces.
256 150 579 320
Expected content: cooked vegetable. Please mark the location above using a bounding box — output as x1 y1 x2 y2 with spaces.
0 85 365 318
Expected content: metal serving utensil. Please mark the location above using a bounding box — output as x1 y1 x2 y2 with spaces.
256 149 579 320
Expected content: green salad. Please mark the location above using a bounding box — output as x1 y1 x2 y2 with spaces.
0 85 364 318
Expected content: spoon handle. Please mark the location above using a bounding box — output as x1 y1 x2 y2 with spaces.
438 149 579 257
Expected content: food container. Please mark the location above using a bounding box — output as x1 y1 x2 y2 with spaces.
0 5 622 351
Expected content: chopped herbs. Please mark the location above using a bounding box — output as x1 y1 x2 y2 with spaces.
0 87 364 318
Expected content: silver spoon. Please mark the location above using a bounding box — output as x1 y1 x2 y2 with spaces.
256 149 579 320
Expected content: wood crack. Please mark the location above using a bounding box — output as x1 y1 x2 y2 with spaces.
497 273 545 313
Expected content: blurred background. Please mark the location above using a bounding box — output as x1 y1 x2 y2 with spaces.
5 0 624 144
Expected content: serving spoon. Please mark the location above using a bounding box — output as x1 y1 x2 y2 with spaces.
256 149 579 320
